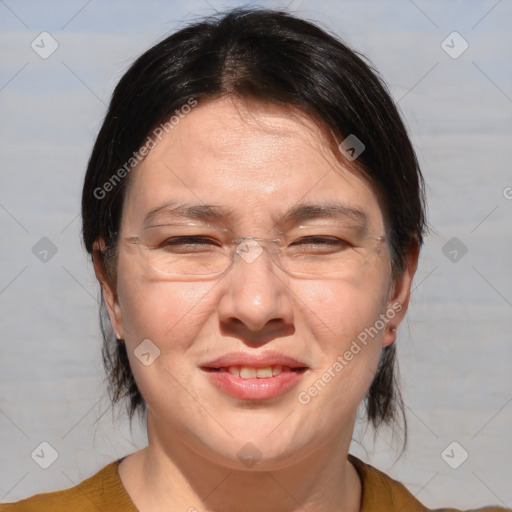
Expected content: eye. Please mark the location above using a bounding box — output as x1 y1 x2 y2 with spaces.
290 236 351 251
158 236 221 252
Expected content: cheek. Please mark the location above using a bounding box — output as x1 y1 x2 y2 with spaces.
115 277 219 416
297 271 390 348
117 271 215 352
293 276 390 411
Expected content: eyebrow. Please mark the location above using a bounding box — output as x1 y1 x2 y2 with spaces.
280 203 368 229
142 200 368 230
143 201 236 226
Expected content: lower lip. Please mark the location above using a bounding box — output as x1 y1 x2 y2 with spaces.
203 369 307 400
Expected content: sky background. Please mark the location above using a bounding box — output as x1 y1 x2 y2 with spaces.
1 0 511 508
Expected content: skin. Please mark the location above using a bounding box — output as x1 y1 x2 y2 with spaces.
94 96 418 512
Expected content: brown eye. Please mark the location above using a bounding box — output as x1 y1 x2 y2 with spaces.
158 236 221 252
291 236 350 248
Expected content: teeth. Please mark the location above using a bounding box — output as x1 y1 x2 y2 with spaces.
256 367 273 378
225 365 286 379
272 365 283 376
227 366 240 377
239 367 257 379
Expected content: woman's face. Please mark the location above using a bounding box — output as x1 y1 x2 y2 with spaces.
98 96 414 470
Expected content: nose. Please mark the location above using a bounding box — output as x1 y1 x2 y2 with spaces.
216 240 295 346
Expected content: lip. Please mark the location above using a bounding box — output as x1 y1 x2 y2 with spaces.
201 352 308 370
203 368 307 401
200 351 309 401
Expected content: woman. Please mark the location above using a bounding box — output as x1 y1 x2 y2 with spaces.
1 8 508 512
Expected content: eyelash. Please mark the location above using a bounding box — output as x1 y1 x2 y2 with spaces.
159 236 349 248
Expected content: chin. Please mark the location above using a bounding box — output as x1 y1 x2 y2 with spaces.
188 421 321 472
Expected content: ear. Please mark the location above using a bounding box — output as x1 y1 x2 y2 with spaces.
381 239 420 347
92 238 125 340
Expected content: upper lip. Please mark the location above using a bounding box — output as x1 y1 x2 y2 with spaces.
201 352 308 369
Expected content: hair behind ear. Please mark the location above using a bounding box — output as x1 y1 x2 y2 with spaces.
99 291 147 423
365 343 407 454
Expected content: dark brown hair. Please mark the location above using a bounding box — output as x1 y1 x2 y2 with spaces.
81 8 427 449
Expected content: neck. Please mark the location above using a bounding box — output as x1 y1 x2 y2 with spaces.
119 415 361 512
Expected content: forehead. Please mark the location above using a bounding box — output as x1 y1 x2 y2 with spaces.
121 97 386 233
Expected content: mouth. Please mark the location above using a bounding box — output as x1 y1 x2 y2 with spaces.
201 365 308 379
200 357 309 401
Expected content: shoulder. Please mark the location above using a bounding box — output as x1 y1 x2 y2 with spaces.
0 459 138 512
348 454 510 512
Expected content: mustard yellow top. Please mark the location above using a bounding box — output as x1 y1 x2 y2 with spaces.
1 454 509 511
